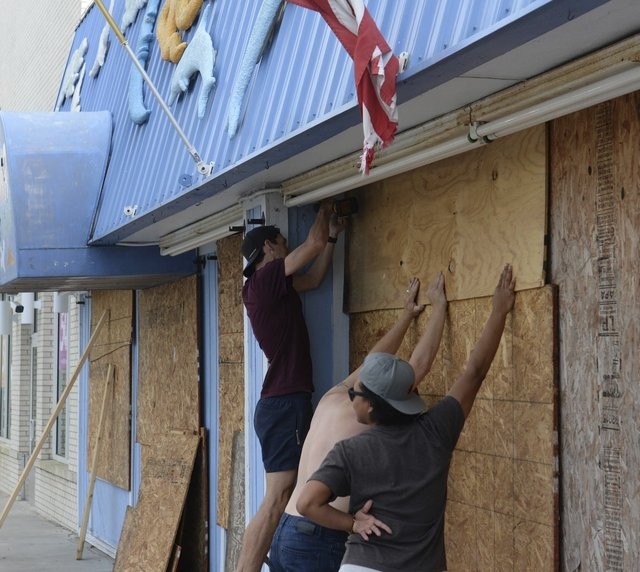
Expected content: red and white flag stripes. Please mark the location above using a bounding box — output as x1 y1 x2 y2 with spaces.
287 0 399 174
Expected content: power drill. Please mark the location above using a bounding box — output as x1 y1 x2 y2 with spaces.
314 197 359 217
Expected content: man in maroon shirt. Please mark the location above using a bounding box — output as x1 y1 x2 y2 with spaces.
237 202 345 572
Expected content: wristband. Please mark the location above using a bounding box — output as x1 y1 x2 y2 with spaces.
349 516 356 535
328 236 338 244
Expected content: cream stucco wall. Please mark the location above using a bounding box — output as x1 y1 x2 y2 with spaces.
0 1 87 111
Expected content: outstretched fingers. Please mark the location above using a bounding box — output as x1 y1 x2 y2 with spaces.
354 499 392 541
493 264 516 314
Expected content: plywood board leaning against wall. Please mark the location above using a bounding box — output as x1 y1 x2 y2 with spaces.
173 430 208 572
347 125 547 313
215 234 245 547
114 432 199 571
549 93 640 571
137 275 200 444
89 290 133 490
350 285 559 570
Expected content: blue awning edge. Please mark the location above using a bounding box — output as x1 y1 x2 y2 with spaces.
0 111 194 292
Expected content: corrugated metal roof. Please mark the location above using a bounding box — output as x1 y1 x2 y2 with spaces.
57 0 560 243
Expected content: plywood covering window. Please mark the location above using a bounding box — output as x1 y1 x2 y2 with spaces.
549 93 640 571
115 276 202 571
348 126 547 310
89 290 134 490
215 233 245 569
347 125 558 568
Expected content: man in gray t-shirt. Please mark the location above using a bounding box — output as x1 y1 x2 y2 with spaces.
298 265 516 572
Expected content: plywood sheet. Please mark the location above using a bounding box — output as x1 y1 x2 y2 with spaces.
349 285 558 570
89 290 133 490
347 126 547 313
137 275 199 444
215 234 245 529
114 432 199 572
174 431 208 572
225 432 246 571
549 93 640 571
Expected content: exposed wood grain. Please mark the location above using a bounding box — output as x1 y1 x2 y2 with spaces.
347 126 546 312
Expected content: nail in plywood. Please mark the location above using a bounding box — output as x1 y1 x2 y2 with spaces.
215 233 245 529
89 290 133 490
549 92 640 571
137 275 199 444
347 126 547 313
114 432 199 572
349 286 558 570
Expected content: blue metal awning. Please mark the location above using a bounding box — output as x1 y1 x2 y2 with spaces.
0 111 194 292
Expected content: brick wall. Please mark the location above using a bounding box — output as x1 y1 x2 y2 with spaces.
0 318 34 493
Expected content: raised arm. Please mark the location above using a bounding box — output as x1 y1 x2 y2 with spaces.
447 264 515 418
293 213 347 292
286 202 332 281
325 278 425 395
409 272 448 389
370 277 425 354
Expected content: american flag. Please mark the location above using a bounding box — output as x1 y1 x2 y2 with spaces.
287 0 399 174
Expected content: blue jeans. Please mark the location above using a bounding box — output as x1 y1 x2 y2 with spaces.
269 513 348 572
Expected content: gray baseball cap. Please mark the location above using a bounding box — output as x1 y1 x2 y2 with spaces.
360 352 425 415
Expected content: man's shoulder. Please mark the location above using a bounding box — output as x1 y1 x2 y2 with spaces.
423 395 464 420
244 259 287 300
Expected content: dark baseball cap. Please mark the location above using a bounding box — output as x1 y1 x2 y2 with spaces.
360 352 425 415
242 225 280 277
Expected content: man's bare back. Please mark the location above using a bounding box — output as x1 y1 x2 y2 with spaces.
285 383 368 515
268 275 447 571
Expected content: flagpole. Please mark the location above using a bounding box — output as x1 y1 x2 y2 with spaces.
93 0 213 176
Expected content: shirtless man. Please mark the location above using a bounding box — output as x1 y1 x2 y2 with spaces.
297 264 516 572
268 273 448 571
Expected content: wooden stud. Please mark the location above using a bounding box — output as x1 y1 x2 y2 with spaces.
0 310 108 529
76 363 114 559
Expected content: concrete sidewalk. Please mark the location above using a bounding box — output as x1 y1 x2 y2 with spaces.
0 492 114 571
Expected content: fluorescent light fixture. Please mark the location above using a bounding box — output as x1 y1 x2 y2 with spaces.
284 134 476 207
283 65 640 208
160 204 245 256
477 66 640 140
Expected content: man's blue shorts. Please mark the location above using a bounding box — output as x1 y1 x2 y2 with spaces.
269 513 348 572
254 392 313 473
